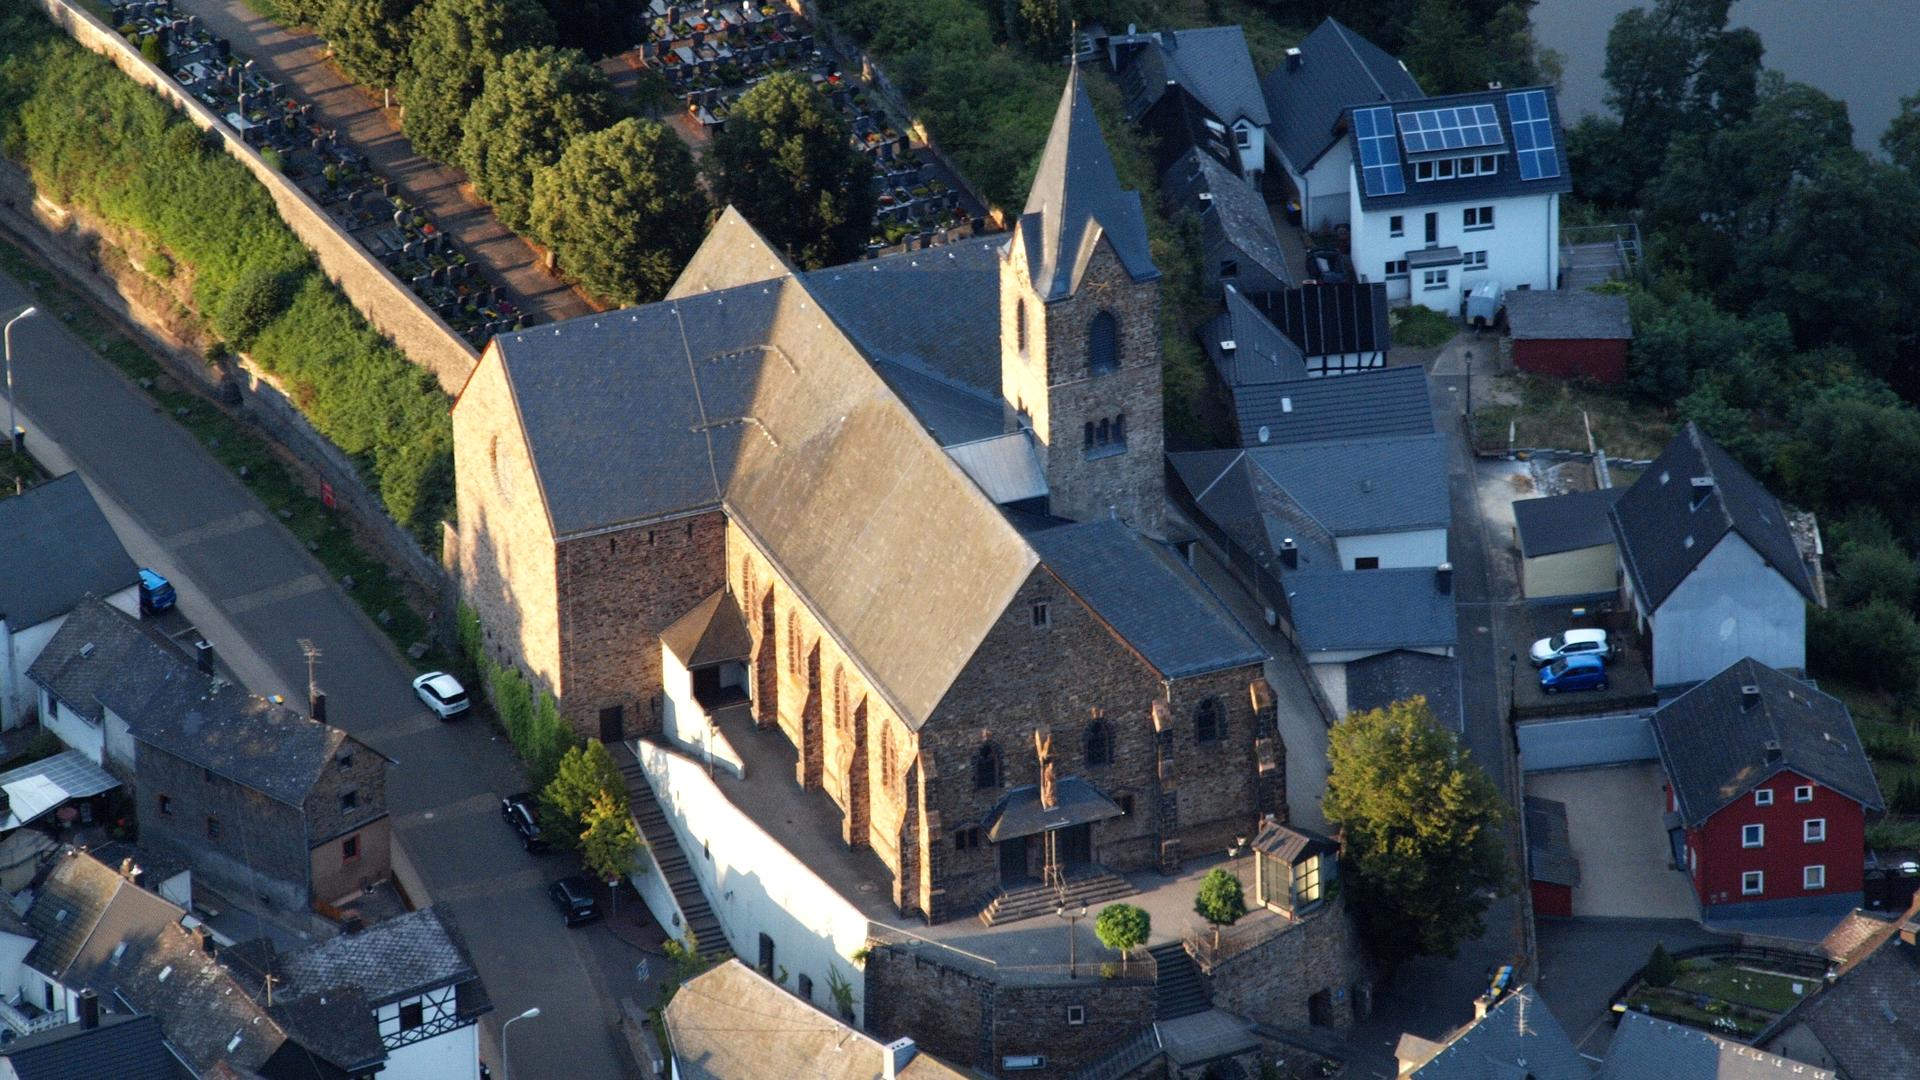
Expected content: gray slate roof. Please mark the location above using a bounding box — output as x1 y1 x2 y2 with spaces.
1283 568 1456 653
1206 284 1306 389
1162 148 1291 291
1124 27 1270 130
662 589 754 668
1601 1011 1830 1079
23 847 131 979
1609 422 1816 609
1506 289 1632 341
1524 795 1580 888
1346 649 1462 730
28 594 187 724
1765 924 1920 1079
1652 658 1884 826
1405 986 1588 1079
1272 283 1390 358
1027 519 1266 679
1263 18 1422 173
1021 64 1159 300
1347 86 1575 212
0 472 138 630
1251 818 1336 864
0 1013 174 1080
273 907 480 1009
1513 488 1625 557
1236 363 1435 449
1245 434 1450 536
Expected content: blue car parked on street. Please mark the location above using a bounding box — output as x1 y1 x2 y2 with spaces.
1540 654 1608 694
137 568 176 614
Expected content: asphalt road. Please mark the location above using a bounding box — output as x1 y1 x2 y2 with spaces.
0 268 642 1078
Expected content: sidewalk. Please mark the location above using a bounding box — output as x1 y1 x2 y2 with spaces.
168 0 596 328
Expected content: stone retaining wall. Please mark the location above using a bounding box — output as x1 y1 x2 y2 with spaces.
29 0 479 393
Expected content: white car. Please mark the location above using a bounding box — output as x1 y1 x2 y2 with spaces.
412 671 471 719
1529 628 1611 667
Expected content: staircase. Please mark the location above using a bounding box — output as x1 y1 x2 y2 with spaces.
613 742 731 960
1148 942 1209 1021
977 869 1136 927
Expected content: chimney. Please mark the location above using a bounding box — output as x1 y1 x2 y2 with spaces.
882 1037 918 1080
1280 538 1298 569
1741 685 1762 711
1899 911 1919 948
196 925 217 956
1763 739 1783 764
195 639 214 675
77 988 99 1030
1473 990 1500 1020
309 691 327 724
1436 563 1454 595
1285 46 1302 72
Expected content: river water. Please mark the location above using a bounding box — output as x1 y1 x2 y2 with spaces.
1531 0 1920 151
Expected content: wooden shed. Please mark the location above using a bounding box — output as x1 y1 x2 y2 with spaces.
1506 290 1632 385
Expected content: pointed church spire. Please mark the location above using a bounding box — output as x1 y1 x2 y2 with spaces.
1019 64 1159 301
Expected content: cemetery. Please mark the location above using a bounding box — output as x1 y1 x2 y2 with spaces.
111 0 532 348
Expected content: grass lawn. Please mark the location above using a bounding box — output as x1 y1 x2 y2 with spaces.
1473 372 1675 459
1390 305 1459 349
1673 961 1812 1014
1622 994 1767 1038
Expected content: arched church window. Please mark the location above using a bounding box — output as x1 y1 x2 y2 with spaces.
1084 421 1095 449
1016 298 1029 356
1088 310 1119 375
973 742 1002 790
787 611 803 677
1084 719 1114 767
1195 697 1225 743
1097 419 1110 445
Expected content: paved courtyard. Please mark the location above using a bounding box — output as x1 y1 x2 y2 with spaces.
1526 763 1699 920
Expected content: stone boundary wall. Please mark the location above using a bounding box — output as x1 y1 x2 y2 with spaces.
30 0 479 393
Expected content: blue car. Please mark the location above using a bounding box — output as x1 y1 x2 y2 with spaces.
137 568 176 614
1540 654 1608 694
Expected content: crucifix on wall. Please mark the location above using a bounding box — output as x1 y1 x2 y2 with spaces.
1035 726 1064 891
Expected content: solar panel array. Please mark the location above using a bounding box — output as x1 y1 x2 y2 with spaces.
1507 90 1560 180
1396 104 1503 153
1354 106 1405 197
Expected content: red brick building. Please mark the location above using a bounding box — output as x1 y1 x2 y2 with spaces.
1505 289 1631 385
1652 658 1883 919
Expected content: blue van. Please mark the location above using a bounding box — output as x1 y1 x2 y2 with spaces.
138 568 176 614
1540 654 1607 694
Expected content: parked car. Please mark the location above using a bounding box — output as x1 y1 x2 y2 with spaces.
1530 628 1611 666
412 671 471 719
549 875 601 926
501 793 548 852
137 568 176 614
1540 654 1608 693
1305 248 1351 284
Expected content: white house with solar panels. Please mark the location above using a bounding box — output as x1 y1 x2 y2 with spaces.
1346 86 1572 313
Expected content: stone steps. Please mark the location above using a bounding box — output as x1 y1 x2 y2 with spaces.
614 744 731 959
977 869 1137 927
1148 942 1210 1021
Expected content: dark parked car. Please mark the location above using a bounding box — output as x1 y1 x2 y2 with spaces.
549 875 601 926
1305 248 1351 284
501 793 548 852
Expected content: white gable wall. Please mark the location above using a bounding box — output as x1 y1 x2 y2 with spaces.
1349 183 1560 312
1278 139 1354 233
1334 528 1448 571
1651 533 1807 687
377 984 479 1080
3 585 140 731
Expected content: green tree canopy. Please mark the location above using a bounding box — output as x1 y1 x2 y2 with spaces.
214 266 292 347
1323 696 1511 972
581 788 643 881
529 117 707 305
318 0 420 90
1093 903 1150 972
1832 536 1920 610
541 739 625 848
1886 92 1920 179
1194 868 1246 948
1400 0 1489 96
1809 598 1920 697
709 71 876 269
398 0 554 161
1643 942 1678 987
459 46 617 231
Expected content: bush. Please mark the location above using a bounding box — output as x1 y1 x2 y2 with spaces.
215 266 290 347
1644 942 1678 988
138 33 163 67
1810 599 1920 695
1194 868 1246 947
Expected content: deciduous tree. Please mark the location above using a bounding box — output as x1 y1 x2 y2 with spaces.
459 46 617 231
1094 903 1150 972
1886 92 1920 179
581 789 643 882
542 740 626 848
319 0 420 92
398 0 553 161
529 117 707 305
1193 868 1246 950
709 72 876 269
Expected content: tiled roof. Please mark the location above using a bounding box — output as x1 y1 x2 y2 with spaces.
1651 658 1884 827
1405 986 1587 1079
1506 289 1632 340
1026 518 1267 679
1765 920 1920 1079
1263 18 1422 173
0 472 138 630
1271 282 1390 357
23 849 129 979
1513 488 1625 557
1235 364 1435 449
27 595 186 723
0 1013 174 1080
1821 910 1899 972
1610 422 1816 609
1205 285 1306 389
1244 434 1451 536
1345 650 1462 730
661 589 754 668
1020 63 1158 300
1124 27 1270 129
1346 86 1574 212
1162 148 1291 291
1283 568 1456 653
1601 1010 1829 1079
1524 795 1580 888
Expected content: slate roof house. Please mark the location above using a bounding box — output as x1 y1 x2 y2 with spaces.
1162 147 1291 300
1113 25 1271 180
1393 984 1588 1079
1506 288 1632 385
1761 900 1920 1079
1261 18 1423 231
1611 422 1819 687
0 1010 176 1080
0 473 140 731
1603 1010 1831 1079
32 596 392 913
1653 658 1883 920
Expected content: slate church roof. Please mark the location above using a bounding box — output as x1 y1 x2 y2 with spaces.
1651 658 1883 827
0 472 138 630
1262 18 1422 173
1609 422 1816 610
1020 62 1158 300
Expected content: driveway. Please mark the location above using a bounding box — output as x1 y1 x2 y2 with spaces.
1526 764 1699 920
0 266 640 1078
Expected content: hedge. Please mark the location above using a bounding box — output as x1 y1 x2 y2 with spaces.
0 0 453 543
459 604 576 788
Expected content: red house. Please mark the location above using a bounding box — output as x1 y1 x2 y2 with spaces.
1505 289 1631 385
1651 658 1884 919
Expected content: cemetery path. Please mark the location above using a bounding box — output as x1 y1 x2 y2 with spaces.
172 0 597 328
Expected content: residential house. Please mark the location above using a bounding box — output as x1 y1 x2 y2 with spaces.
1506 289 1632 385
1162 147 1291 300
1204 283 1306 397
1512 487 1625 601
1344 86 1572 312
665 959 976 1080
1266 282 1390 376
1393 984 1588 1078
0 1009 175 1080
0 473 139 731
1113 26 1270 180
1610 422 1819 687
27 595 189 774
1229 361 1432 451
1761 900 1920 1079
1652 658 1883 920
1601 1010 1830 1079
223 907 491 1080
1261 18 1422 231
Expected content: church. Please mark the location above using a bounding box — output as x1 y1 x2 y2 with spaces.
447 67 1291 923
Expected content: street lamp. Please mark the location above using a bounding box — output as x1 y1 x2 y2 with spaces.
1055 904 1088 979
501 1006 541 1080
4 306 38 455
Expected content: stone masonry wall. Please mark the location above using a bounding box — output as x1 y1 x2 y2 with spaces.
1204 894 1372 1031
1165 664 1278 860
135 744 310 911
29 0 479 393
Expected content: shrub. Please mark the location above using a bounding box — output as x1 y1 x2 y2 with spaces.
215 266 290 347
1195 868 1246 948
1093 903 1150 973
138 33 163 67
1644 942 1677 988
